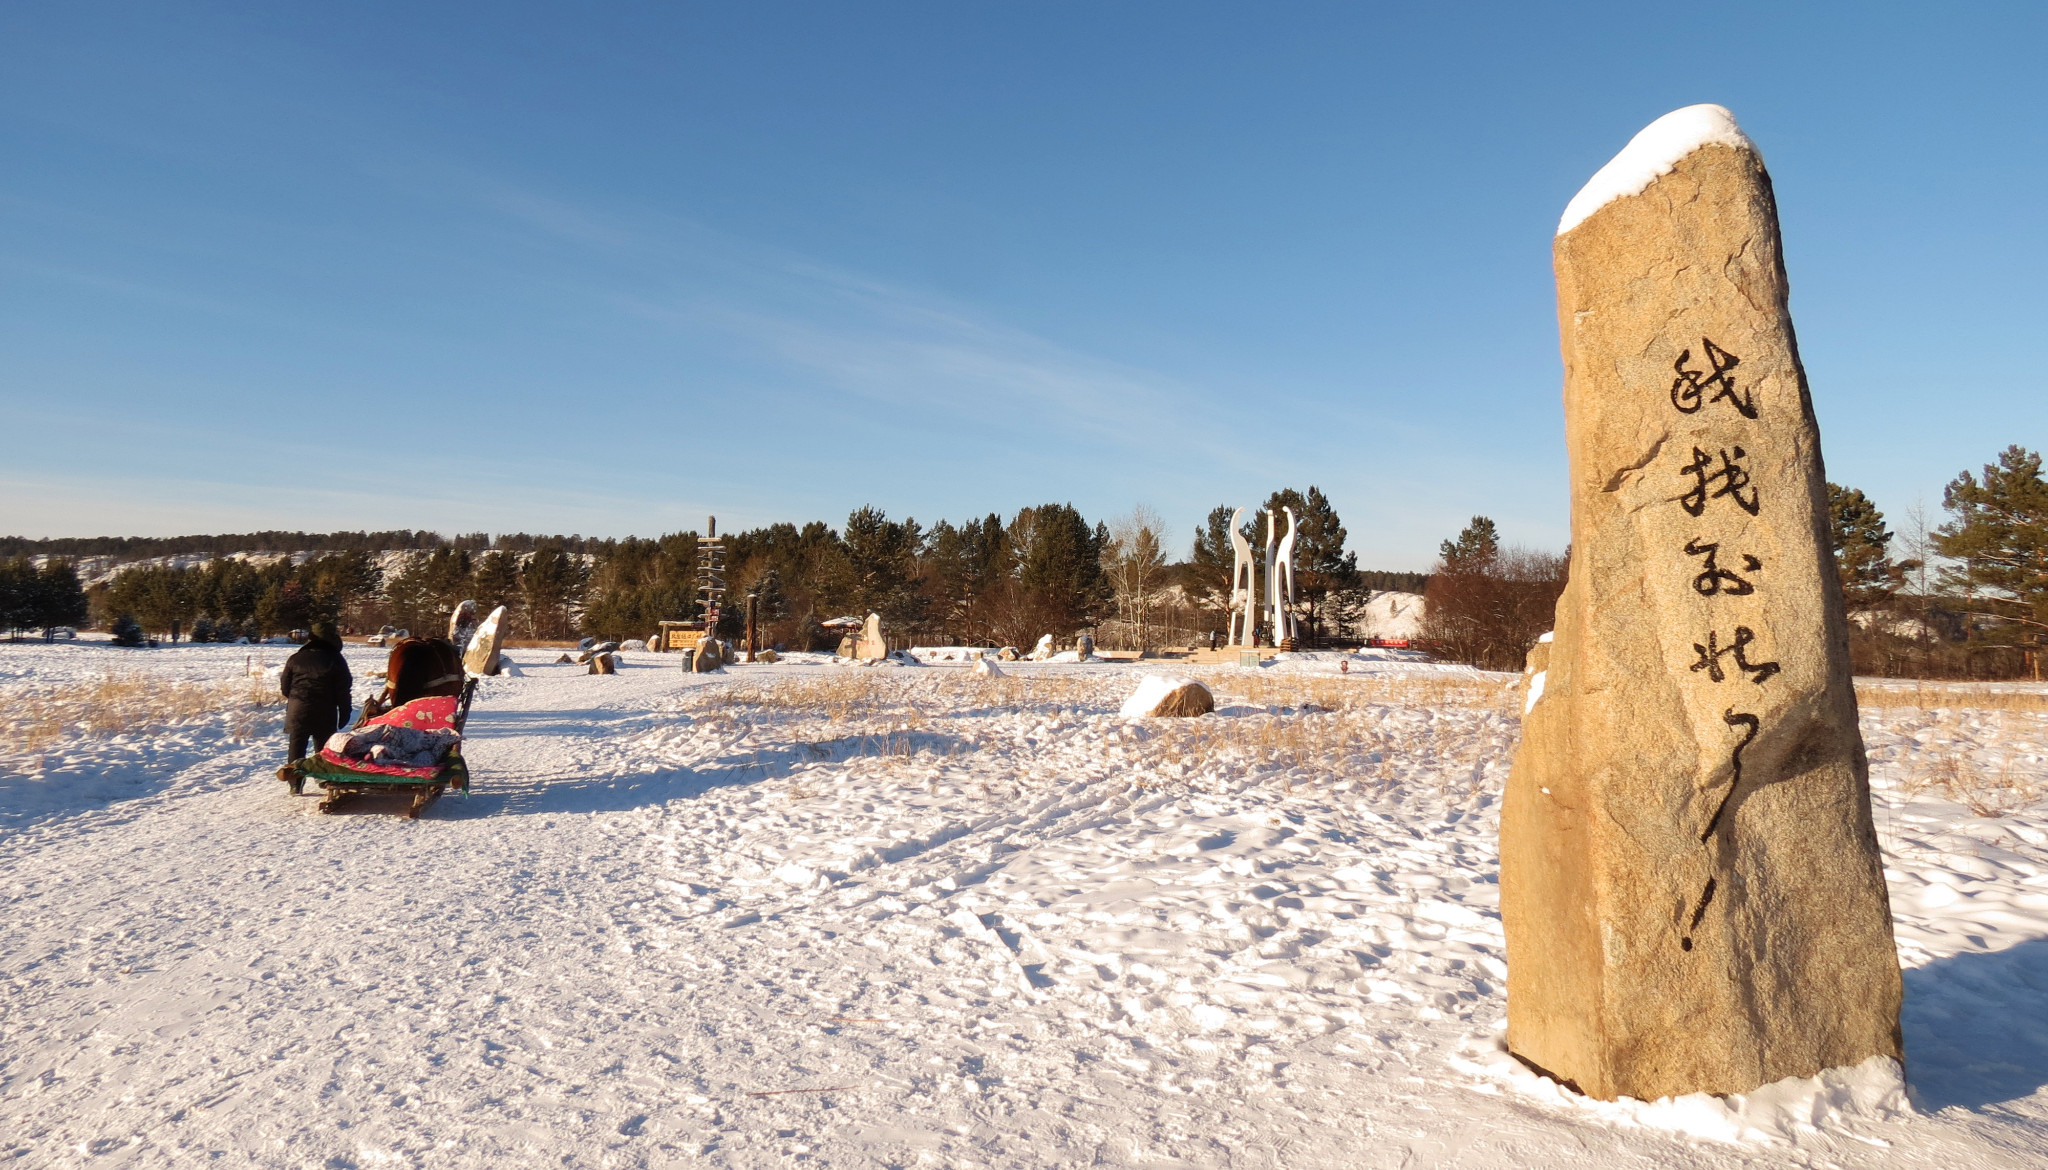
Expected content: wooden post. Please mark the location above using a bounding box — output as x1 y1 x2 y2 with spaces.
745 591 759 663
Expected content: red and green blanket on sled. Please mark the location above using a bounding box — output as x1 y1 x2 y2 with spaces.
281 693 471 815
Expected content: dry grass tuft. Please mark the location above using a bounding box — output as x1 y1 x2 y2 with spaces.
1856 681 2048 713
1900 750 2045 818
1120 706 1500 803
1 672 282 756
1218 671 1517 714
700 671 1106 723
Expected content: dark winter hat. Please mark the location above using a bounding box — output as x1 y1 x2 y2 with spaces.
309 621 340 646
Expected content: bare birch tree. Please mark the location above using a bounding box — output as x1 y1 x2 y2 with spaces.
1104 506 1169 651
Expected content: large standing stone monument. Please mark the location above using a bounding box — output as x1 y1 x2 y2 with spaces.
1502 105 1901 1102
854 613 888 661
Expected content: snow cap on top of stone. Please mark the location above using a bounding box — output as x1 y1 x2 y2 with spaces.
1557 104 1757 236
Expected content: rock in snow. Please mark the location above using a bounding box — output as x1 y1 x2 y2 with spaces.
1118 674 1214 718
1507 103 1900 1102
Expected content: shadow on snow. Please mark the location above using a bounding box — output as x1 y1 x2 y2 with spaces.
1905 936 2048 1112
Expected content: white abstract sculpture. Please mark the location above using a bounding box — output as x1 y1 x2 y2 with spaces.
1227 506 1256 647
1263 511 1277 645
1271 506 1298 646
1222 504 1298 648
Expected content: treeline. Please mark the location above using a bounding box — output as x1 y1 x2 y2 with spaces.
0 531 619 560
97 551 386 642
1 558 90 640
1833 445 2048 680
76 488 1425 650
1413 444 2048 681
86 543 592 643
578 504 1115 649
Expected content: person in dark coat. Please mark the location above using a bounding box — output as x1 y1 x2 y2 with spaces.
281 621 354 763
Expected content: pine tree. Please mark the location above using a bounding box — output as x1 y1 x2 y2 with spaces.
752 569 790 623
0 557 34 638
1009 503 1107 636
582 535 700 641
103 564 196 638
299 549 384 628
256 578 314 636
1827 483 1914 610
520 540 588 639
1934 445 2048 649
1261 486 1361 643
422 548 474 627
189 559 263 631
33 560 89 638
381 553 439 633
110 613 146 647
470 551 523 616
924 515 1009 629
843 506 927 625
1358 569 1429 594
715 522 848 648
1439 516 1501 573
1188 505 1238 613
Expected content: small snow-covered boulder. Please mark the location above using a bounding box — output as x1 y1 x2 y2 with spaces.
620 638 648 651
496 658 524 677
754 648 779 663
1026 634 1056 661
1119 674 1214 718
997 645 1020 661
577 637 597 651
588 653 617 675
973 657 1004 678
555 653 574 664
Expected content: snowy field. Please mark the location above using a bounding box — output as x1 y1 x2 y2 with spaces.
5 642 2048 1167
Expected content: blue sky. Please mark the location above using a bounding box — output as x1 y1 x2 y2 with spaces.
2 3 2041 568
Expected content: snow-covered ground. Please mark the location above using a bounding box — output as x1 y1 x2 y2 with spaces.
4 640 2048 1167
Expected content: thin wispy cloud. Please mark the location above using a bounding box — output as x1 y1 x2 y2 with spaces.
481 190 637 250
467 177 1254 463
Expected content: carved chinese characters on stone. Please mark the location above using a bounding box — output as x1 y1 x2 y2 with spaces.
1671 337 1756 419
1684 539 1762 596
1688 627 1781 684
1500 104 1901 1103
1672 330 1781 965
1679 445 1760 517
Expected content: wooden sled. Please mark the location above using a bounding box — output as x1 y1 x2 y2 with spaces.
280 677 478 819
283 749 470 818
